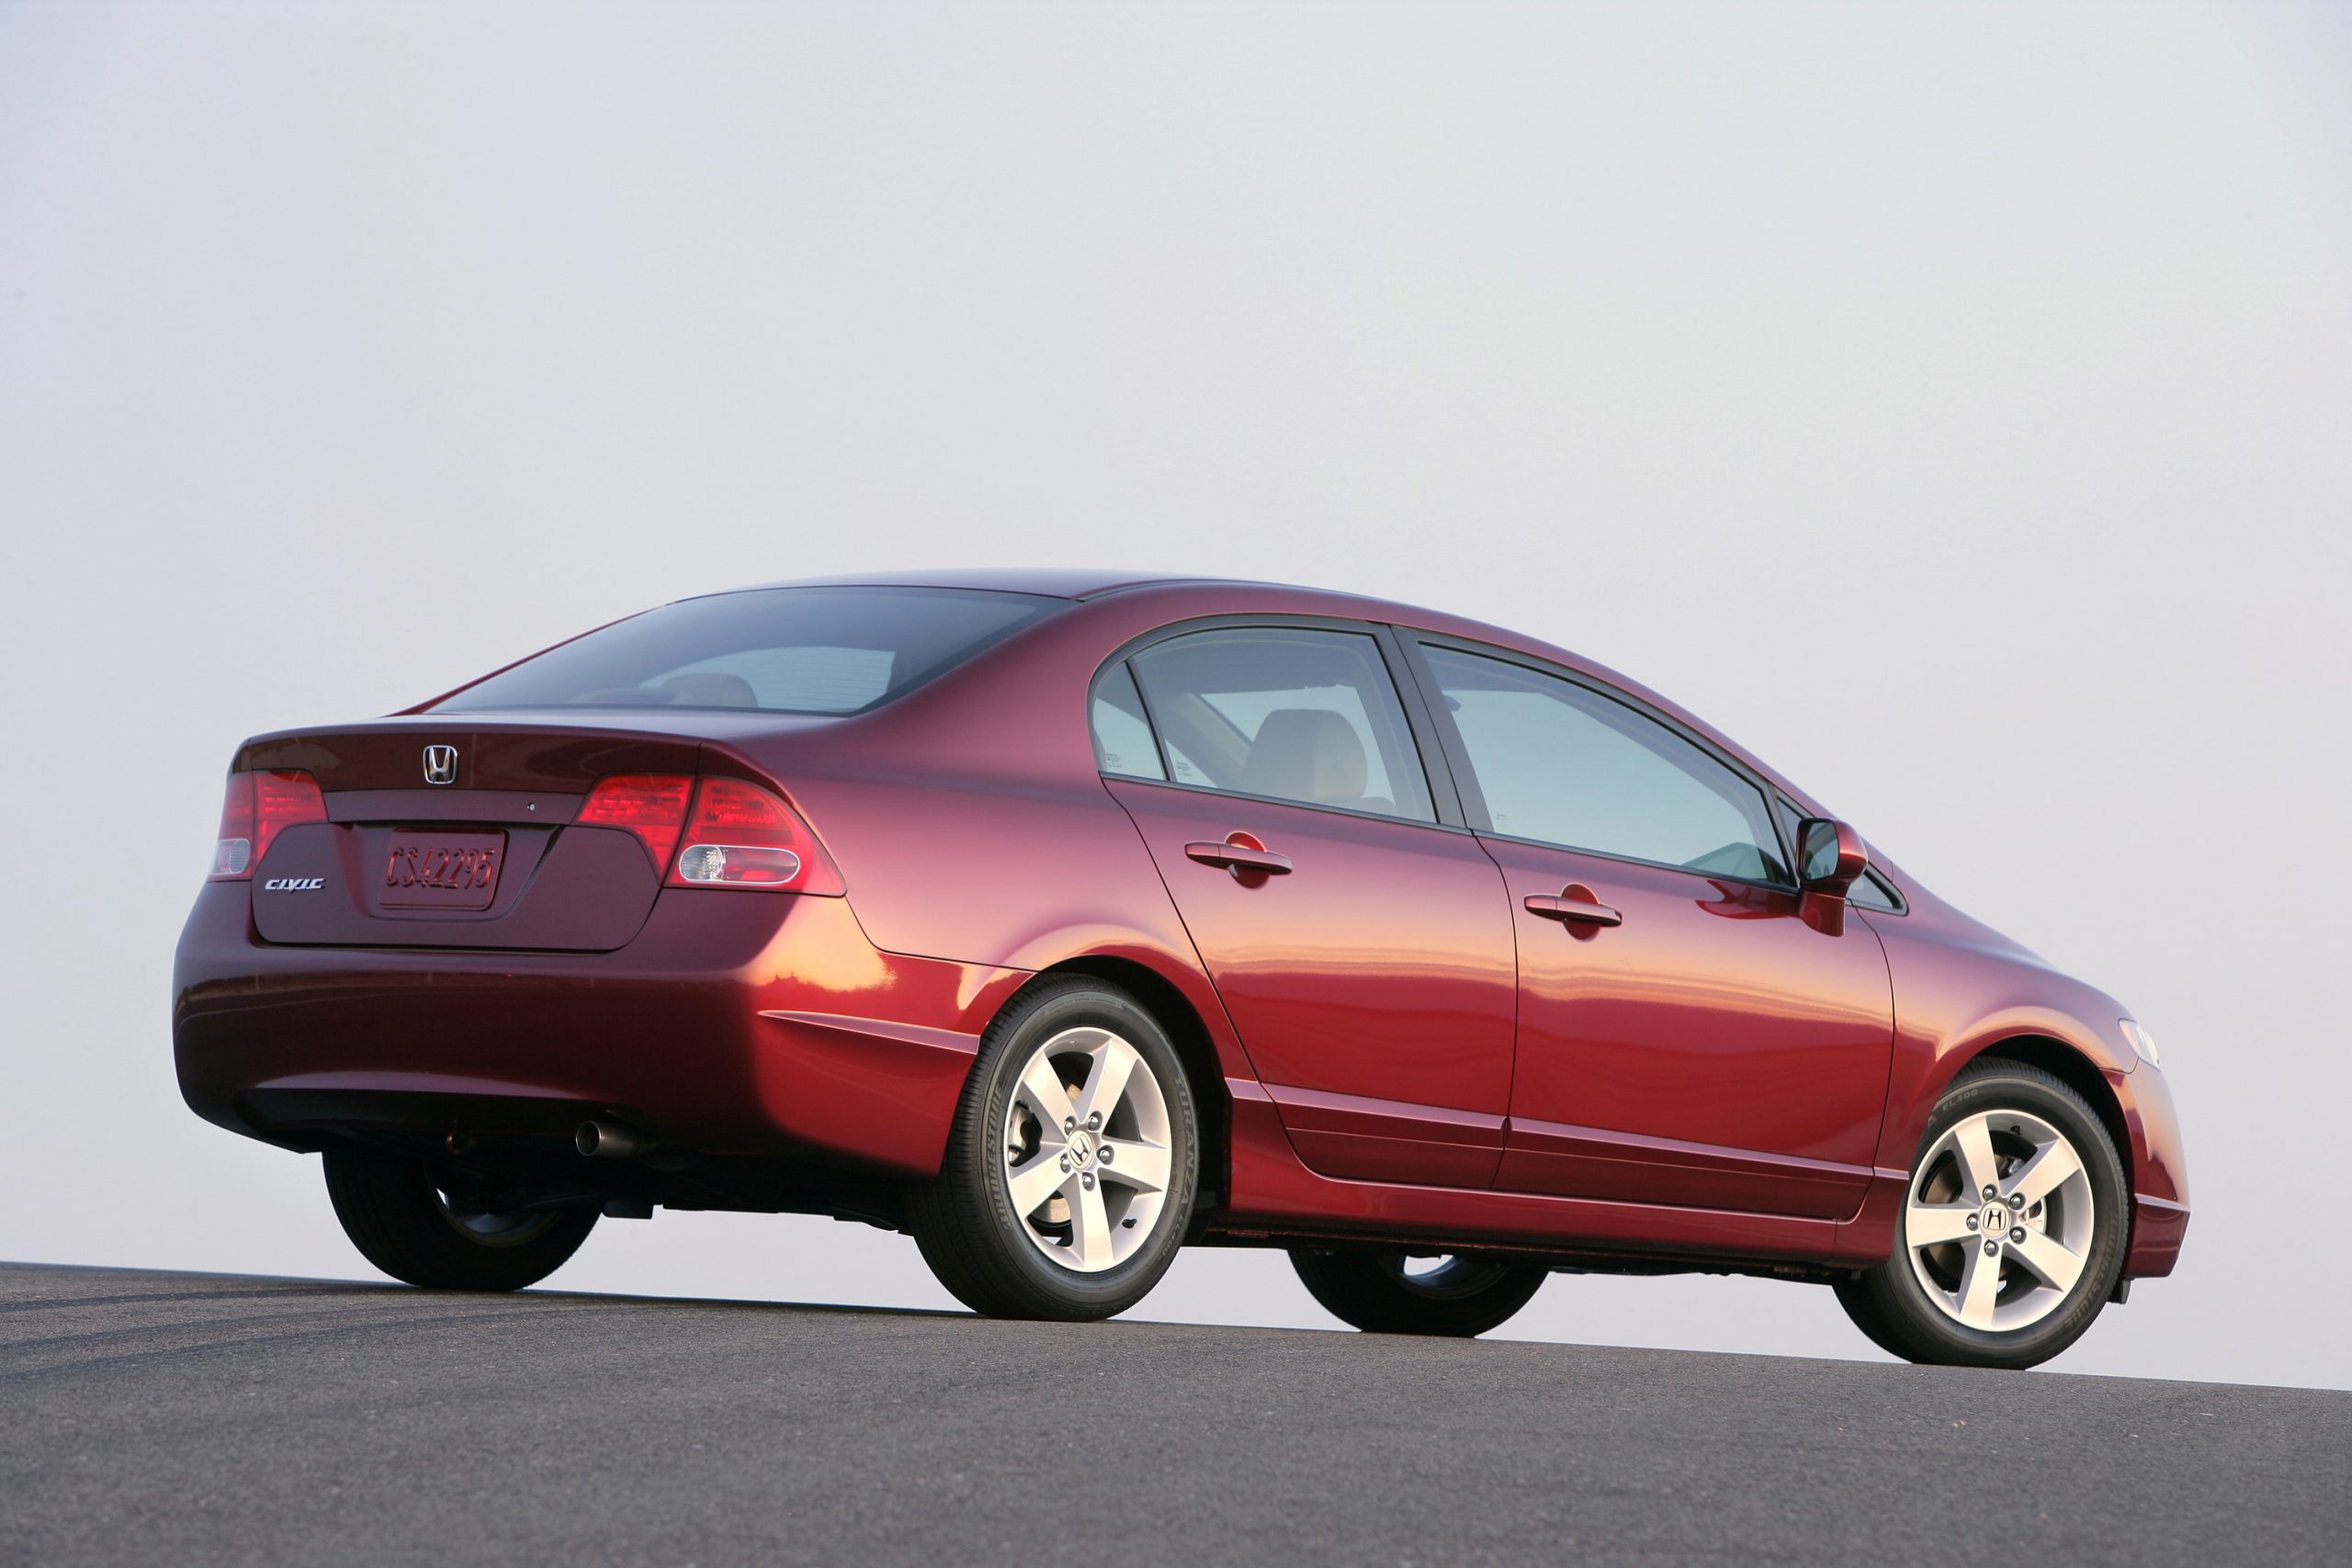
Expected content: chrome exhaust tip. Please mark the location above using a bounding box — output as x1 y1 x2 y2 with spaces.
575 1118 651 1159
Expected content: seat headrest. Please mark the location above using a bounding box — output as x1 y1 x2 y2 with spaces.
660 671 760 708
1240 708 1368 805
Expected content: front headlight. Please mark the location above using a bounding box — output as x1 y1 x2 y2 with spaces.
2120 1019 2161 1067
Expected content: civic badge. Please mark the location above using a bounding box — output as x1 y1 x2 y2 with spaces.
422 745 459 786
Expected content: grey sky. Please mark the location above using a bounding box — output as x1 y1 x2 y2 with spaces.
3 1 2346 1388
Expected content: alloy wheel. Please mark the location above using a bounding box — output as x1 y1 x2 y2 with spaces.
1000 1025 1174 1273
1903 1108 2097 1332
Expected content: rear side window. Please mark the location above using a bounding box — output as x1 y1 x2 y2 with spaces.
1424 644 1788 883
1091 663 1167 780
433 587 1057 716
1125 627 1435 823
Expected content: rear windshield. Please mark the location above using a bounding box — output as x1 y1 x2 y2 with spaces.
432 586 1059 716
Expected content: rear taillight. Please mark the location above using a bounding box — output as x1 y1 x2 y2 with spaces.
575 773 695 874
209 769 326 880
573 772 842 892
669 775 844 894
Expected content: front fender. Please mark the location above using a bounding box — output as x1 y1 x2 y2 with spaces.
1894 1005 2138 1153
1860 904 2188 1277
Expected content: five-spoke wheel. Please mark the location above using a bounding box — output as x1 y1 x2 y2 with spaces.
1901 1107 2097 1333
910 978 1198 1320
1837 1061 2127 1368
1001 1025 1177 1272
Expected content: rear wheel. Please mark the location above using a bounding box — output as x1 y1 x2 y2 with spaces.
908 978 1198 1320
1290 1248 1547 1337
1835 1061 2127 1369
322 1146 599 1292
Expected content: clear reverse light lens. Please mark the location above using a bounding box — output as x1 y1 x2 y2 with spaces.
675 843 801 886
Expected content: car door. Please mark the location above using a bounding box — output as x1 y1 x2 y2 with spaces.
1408 637 1894 1219
1094 624 1520 1189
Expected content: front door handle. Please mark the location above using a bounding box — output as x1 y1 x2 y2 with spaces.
1525 886 1622 927
1185 834 1294 876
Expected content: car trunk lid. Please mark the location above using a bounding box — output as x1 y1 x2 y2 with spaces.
237 720 720 952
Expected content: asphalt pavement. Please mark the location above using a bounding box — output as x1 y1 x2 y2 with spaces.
2 1261 2342 1567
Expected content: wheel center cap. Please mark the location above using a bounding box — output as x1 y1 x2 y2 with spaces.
1068 1130 1096 1168
1982 1201 2010 1235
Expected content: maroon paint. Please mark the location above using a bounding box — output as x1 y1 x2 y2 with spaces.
174 570 2189 1284
1107 779 1518 1189
178 881 1023 1174
1220 1084 1842 1259
1846 886 2190 1274
1480 840 1894 1219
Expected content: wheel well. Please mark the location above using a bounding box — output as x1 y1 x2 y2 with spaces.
1026 955 1231 1210
1971 1034 2135 1190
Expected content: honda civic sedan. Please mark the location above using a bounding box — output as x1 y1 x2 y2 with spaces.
175 570 2188 1368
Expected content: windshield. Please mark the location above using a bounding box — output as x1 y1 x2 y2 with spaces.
432 586 1060 716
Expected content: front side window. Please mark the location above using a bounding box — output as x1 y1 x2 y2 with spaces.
1125 627 1435 822
434 586 1057 716
1772 793 1904 909
1423 644 1788 883
1847 869 1903 912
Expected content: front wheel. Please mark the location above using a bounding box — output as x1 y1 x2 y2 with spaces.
1290 1249 1547 1337
908 978 1199 1321
1835 1061 2128 1369
323 1146 599 1292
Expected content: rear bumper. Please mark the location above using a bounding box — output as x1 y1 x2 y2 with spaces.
173 882 1029 1177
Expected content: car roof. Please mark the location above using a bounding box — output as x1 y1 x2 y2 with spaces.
735 568 1258 600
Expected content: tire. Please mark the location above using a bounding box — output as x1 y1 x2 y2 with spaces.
1290 1248 1547 1337
1835 1061 2128 1370
907 977 1199 1320
322 1146 599 1292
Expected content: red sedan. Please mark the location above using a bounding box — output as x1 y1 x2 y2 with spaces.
175 571 2188 1368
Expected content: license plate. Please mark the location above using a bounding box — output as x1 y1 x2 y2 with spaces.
380 830 505 911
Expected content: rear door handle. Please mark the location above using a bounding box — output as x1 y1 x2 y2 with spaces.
1185 837 1294 875
1524 889 1622 927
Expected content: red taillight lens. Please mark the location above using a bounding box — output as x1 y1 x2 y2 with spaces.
210 774 255 878
669 775 843 893
209 770 325 879
575 773 695 874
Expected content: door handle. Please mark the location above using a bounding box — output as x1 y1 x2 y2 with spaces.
1185 836 1294 875
1525 887 1622 927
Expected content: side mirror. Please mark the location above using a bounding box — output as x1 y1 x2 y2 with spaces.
1797 818 1869 897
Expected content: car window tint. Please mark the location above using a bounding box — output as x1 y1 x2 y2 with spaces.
1128 628 1434 822
1425 645 1788 882
1849 869 1902 911
1091 662 1167 781
434 586 1057 716
1164 740 1211 783
662 646 894 710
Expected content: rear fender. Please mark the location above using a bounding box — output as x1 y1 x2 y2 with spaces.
994 929 1254 1085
